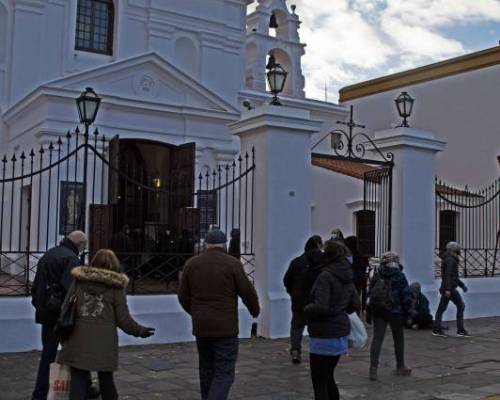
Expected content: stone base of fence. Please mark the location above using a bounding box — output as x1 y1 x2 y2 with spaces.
0 295 255 353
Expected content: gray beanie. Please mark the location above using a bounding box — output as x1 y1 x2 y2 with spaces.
205 229 227 244
446 241 461 252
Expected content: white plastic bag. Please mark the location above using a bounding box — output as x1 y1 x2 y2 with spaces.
348 312 368 350
47 362 71 400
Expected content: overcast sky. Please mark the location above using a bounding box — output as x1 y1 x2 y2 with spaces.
250 0 500 102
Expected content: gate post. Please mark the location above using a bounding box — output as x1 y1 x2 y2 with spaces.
230 104 322 338
372 128 446 285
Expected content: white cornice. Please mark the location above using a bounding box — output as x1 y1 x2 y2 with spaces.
2 86 241 124
239 90 349 116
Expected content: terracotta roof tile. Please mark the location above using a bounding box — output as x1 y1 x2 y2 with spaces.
311 155 378 180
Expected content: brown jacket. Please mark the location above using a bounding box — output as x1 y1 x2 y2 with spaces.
57 266 148 372
178 247 260 337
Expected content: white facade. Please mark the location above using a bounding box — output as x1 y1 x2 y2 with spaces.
340 51 500 187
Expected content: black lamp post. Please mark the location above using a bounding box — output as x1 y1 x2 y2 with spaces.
395 91 414 127
75 87 101 233
266 62 288 106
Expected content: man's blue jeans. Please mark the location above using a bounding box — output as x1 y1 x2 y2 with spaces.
195 337 239 400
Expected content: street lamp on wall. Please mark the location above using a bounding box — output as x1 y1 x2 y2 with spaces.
394 91 414 128
75 87 101 241
76 87 101 126
266 58 288 106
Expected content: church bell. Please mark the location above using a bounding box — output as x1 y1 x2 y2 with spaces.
269 13 279 29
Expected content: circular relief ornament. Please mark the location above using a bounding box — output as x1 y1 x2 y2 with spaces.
133 74 159 98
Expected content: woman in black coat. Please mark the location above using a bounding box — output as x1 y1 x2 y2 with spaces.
304 240 361 400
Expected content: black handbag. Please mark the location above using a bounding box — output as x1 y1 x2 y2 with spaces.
54 284 78 340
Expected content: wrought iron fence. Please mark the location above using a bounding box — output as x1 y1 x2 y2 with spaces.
0 128 256 296
435 178 500 278
359 166 393 257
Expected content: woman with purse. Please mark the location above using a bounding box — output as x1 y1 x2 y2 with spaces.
304 240 361 400
57 249 155 400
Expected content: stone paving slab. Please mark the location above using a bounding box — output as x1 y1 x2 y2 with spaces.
1 318 500 399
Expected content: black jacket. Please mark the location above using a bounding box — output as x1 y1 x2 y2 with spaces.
440 252 464 292
305 254 360 338
283 249 322 313
31 238 81 325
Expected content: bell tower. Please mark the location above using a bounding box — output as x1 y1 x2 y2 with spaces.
245 0 305 98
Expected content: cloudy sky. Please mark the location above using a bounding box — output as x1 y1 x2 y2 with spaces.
250 0 500 102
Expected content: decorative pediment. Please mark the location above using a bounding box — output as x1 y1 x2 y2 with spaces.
44 53 239 114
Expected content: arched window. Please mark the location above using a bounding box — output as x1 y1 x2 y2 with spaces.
174 37 199 78
75 0 114 55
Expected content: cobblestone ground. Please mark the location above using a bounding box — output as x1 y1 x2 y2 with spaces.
2 318 500 400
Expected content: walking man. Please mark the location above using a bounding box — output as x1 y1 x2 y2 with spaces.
178 228 260 400
433 241 470 337
283 235 323 364
31 231 87 400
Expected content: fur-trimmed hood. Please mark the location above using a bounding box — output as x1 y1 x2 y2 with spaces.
72 266 129 288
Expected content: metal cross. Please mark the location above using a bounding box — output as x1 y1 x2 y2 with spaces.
336 105 365 140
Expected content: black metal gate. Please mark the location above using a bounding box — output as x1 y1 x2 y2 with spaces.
312 105 394 258
0 128 256 296
360 166 393 257
435 178 500 277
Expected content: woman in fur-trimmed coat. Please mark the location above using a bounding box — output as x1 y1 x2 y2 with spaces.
58 249 155 400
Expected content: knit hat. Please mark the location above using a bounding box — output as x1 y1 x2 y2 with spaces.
381 251 400 264
446 241 461 252
205 229 227 244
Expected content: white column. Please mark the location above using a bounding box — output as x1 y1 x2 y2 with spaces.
373 128 446 285
230 104 322 338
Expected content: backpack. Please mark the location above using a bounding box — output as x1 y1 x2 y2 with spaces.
370 274 393 311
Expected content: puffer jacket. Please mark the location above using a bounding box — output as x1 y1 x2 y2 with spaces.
305 253 360 339
57 266 148 372
440 251 464 292
369 264 412 315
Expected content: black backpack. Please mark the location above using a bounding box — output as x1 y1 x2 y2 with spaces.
370 274 393 311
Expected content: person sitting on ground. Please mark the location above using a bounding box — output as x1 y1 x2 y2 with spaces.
406 282 433 330
283 235 323 364
367 251 414 382
304 240 360 400
57 249 155 400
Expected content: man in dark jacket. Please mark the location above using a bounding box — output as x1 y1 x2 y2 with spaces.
433 242 469 337
178 229 260 400
283 235 323 364
31 231 87 400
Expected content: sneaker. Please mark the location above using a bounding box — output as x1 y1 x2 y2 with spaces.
432 328 448 337
395 366 412 376
369 367 378 381
457 330 472 338
290 350 301 364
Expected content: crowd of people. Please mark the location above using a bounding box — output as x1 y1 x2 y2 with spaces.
283 231 470 399
29 227 469 400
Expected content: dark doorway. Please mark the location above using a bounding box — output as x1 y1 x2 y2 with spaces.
89 138 197 259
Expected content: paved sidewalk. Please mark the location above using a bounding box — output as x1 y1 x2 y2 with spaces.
1 318 500 399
